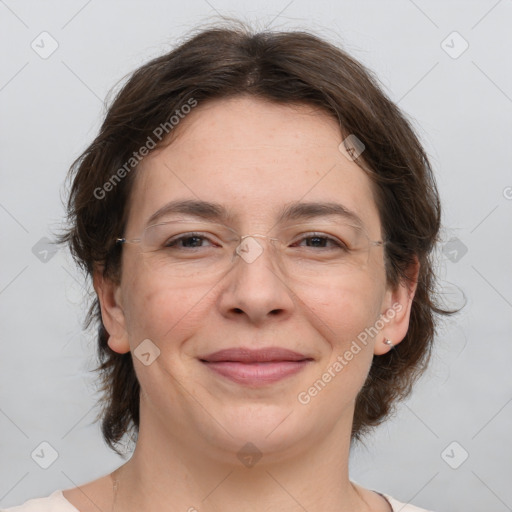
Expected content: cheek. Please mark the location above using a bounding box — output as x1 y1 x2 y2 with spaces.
297 275 383 384
120 261 210 348
298 281 381 407
297 273 384 342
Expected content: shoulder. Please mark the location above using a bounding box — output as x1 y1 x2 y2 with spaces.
382 493 435 512
1 490 79 512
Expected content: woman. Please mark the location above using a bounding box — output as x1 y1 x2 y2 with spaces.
3 21 455 512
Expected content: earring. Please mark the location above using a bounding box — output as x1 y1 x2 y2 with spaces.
384 338 394 348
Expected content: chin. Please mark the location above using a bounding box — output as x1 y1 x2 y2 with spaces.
198 403 315 460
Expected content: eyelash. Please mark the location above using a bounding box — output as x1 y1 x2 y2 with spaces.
292 233 349 250
164 232 348 250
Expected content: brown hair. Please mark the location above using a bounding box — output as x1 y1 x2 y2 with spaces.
59 20 458 455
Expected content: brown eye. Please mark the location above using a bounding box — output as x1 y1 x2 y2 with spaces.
292 233 348 251
165 234 209 248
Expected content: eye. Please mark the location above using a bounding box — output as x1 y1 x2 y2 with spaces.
291 233 349 250
164 233 217 249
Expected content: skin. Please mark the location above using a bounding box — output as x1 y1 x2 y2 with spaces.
63 96 418 512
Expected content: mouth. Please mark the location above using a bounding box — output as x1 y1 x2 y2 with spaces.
199 347 314 386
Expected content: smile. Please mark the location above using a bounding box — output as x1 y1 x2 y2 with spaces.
199 347 314 386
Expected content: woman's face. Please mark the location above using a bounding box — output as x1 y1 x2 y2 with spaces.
99 96 413 462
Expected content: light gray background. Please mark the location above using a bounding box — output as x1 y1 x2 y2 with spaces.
1 1 511 511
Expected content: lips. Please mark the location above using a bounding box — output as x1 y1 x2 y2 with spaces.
200 347 311 363
199 348 313 386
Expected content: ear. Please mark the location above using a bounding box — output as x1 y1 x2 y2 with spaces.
93 267 130 354
374 256 420 356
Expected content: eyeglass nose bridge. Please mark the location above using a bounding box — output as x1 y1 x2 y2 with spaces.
235 233 281 265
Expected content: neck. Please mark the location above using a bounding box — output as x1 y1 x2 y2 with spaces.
110 401 383 512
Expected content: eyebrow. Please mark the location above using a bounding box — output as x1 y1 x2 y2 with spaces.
146 199 365 229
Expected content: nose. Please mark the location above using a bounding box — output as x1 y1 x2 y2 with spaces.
216 234 296 325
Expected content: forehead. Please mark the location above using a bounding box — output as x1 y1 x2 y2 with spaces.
126 96 381 236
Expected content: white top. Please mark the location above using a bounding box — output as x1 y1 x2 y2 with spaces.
1 489 434 511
